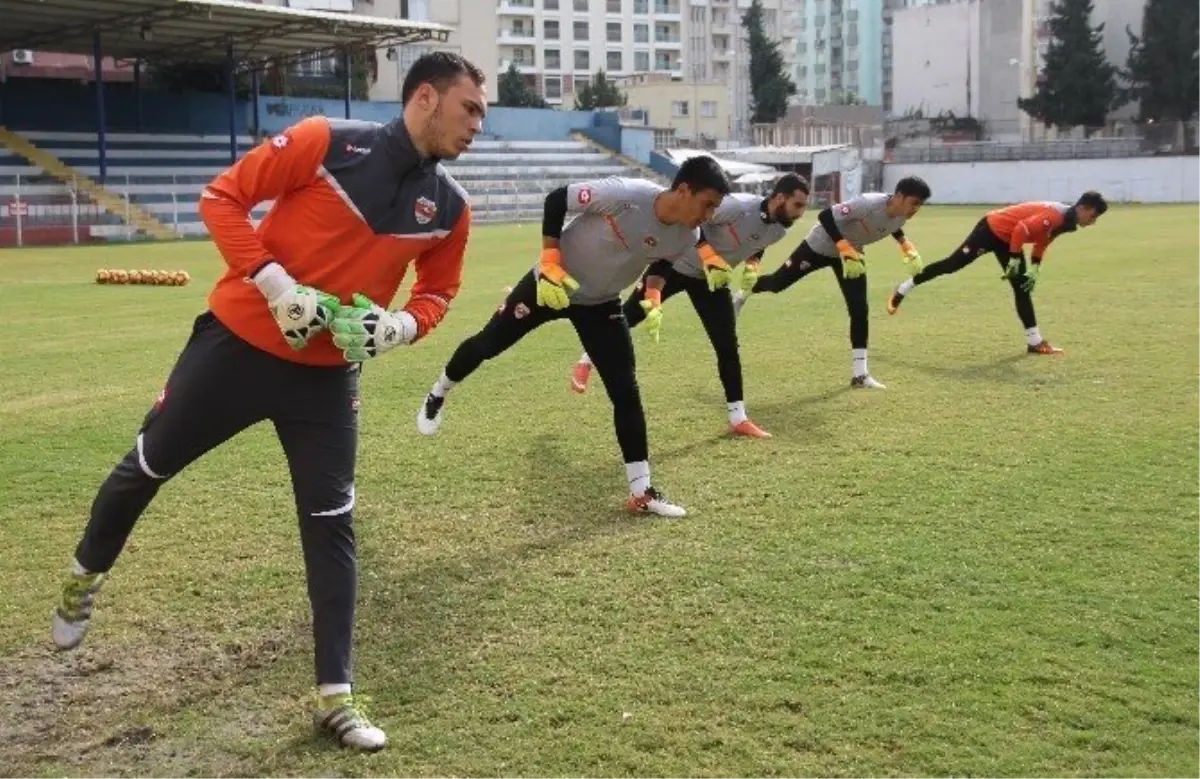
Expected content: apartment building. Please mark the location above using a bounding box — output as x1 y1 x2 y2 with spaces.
793 0 884 107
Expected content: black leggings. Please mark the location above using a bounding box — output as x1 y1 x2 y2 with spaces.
912 218 1038 329
623 260 743 403
76 312 360 686
444 271 649 462
752 240 869 349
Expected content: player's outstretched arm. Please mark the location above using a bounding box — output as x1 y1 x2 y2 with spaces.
536 187 579 309
199 117 340 350
891 228 923 274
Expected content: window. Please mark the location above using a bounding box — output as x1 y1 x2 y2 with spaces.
573 20 589 39
574 0 588 10
574 49 590 70
655 24 675 42
511 20 530 36
607 50 622 70
545 48 561 68
701 100 716 117
634 23 649 42
634 51 649 70
544 19 559 39
606 0 622 11
607 22 622 42
633 0 647 12
654 51 671 70
671 100 689 117
544 0 559 8
545 76 562 98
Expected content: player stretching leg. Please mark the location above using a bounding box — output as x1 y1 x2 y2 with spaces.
571 174 810 438
417 157 732 517
887 191 1108 355
49 53 487 752
734 177 932 389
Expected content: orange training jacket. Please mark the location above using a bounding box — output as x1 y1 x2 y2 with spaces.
985 201 1077 262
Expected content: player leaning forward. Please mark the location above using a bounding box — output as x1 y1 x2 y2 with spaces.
570 173 811 438
734 177 931 389
48 52 488 751
417 156 732 517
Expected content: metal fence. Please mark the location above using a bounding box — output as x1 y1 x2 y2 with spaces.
0 174 561 247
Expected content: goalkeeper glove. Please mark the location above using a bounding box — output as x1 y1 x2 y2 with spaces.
1002 254 1025 281
640 287 664 343
898 239 924 275
739 259 761 293
329 293 418 362
698 244 733 291
1021 263 1040 293
836 239 866 279
535 248 579 310
252 261 340 351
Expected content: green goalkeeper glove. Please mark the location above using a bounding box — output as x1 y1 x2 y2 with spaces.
640 288 664 342
252 261 340 351
1002 255 1025 281
1021 264 1040 293
330 293 418 362
836 239 866 279
739 259 761 293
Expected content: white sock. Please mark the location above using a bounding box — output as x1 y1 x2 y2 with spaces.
578 353 592 366
430 371 456 398
728 400 747 425
897 278 915 295
625 460 651 496
1025 326 1042 346
71 558 91 576
319 683 352 700
852 348 868 378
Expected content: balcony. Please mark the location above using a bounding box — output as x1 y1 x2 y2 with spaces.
498 58 539 74
652 3 681 20
654 35 682 48
496 1 536 16
498 28 538 44
712 48 732 61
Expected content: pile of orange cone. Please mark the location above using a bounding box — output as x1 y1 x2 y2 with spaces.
96 269 191 286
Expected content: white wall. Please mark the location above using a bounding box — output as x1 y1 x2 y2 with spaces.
892 1 979 118
884 156 1200 204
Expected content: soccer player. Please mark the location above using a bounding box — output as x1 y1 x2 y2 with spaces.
569 173 811 438
733 176 932 389
885 192 1108 355
48 52 487 752
416 157 732 517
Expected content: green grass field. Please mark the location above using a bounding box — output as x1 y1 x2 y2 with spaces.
1 205 1197 777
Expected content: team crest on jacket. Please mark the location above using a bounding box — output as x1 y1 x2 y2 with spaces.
415 196 437 225
644 236 658 248
578 187 593 205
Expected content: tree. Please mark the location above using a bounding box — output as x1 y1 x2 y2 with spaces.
574 69 626 110
1123 0 1199 123
743 0 796 124
497 62 548 108
1017 0 1121 132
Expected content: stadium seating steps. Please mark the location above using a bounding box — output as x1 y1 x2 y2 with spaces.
0 130 644 238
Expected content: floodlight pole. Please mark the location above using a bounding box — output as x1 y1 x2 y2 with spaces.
92 29 107 182
226 39 237 163
342 47 352 120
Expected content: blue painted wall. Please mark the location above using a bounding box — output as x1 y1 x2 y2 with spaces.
621 127 655 165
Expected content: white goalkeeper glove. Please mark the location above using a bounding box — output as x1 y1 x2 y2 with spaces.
329 293 419 362
252 261 340 351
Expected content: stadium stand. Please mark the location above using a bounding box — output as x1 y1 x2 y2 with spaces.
0 128 645 242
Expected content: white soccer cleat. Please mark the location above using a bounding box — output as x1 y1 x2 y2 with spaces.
315 694 387 752
416 393 445 436
626 487 687 518
850 374 887 390
51 570 107 650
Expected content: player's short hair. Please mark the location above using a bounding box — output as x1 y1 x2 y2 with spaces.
672 155 732 197
894 176 932 201
401 52 486 105
1076 190 1108 215
772 172 810 196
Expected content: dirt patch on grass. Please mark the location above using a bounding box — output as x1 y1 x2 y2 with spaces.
0 626 298 777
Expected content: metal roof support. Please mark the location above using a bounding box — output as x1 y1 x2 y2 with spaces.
342 47 352 121
93 28 108 182
226 37 237 164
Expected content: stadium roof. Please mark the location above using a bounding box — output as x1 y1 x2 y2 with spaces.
0 0 452 69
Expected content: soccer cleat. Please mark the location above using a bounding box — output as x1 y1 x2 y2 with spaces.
1027 341 1064 356
570 361 592 394
886 288 905 315
51 570 107 650
416 393 445 436
730 419 772 438
732 291 748 317
850 374 887 390
626 487 687 518
315 693 387 752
